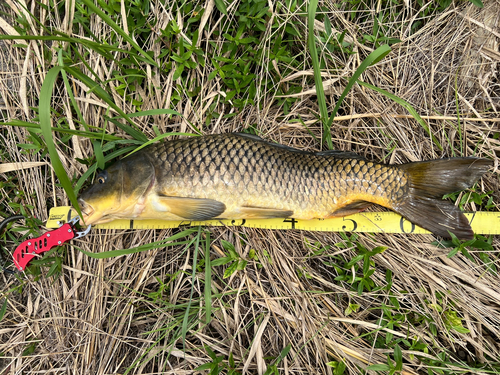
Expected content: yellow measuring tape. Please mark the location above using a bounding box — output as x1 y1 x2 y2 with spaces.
46 206 500 235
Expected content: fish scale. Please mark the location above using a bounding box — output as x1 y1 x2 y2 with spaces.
78 133 492 239
145 134 406 219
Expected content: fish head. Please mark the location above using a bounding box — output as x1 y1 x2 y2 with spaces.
78 153 155 225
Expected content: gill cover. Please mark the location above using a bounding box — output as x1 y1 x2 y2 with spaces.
78 152 155 224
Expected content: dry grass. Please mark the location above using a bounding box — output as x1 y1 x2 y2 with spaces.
1 0 499 374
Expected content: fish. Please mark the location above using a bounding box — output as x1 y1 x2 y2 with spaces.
78 133 492 239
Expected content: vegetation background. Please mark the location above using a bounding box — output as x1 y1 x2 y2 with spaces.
0 0 499 374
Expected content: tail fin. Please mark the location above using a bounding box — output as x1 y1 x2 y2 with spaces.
394 158 492 240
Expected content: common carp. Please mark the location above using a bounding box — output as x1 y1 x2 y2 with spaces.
78 133 492 239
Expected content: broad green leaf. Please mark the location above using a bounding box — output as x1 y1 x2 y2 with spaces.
370 246 388 255
468 0 484 7
173 63 185 80
335 360 346 375
346 254 364 268
237 259 248 271
394 344 403 371
195 363 213 371
211 257 233 267
471 240 493 250
452 325 471 334
223 261 238 278
221 239 237 257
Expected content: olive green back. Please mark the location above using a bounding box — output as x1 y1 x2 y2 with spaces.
141 133 406 218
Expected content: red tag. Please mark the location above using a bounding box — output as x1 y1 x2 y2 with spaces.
12 216 91 271
12 223 75 271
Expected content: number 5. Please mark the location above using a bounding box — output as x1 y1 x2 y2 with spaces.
342 217 358 232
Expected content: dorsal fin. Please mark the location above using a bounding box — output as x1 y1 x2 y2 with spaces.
234 132 365 159
315 150 365 160
234 133 310 154
234 132 264 141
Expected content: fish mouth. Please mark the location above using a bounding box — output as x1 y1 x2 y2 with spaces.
78 198 97 225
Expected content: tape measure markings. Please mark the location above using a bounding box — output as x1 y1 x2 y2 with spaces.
46 207 500 235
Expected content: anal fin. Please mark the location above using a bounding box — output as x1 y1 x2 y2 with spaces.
240 206 293 219
157 196 226 221
329 201 372 218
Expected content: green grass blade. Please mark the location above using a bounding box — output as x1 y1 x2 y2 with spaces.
57 50 87 129
77 229 198 258
123 132 198 158
204 231 212 325
105 117 148 143
454 71 463 156
326 44 391 130
0 34 115 53
357 80 443 151
182 227 202 351
308 8 391 150
0 298 7 321
0 34 154 63
2 120 123 141
307 0 331 149
39 66 82 218
64 66 147 142
78 240 192 258
79 0 157 67
92 140 105 170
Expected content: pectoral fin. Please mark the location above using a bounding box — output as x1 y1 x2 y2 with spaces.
240 206 293 218
157 196 226 221
329 201 372 217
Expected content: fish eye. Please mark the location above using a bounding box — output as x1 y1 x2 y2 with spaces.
96 171 107 184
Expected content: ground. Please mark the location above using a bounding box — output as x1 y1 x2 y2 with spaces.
0 0 499 374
